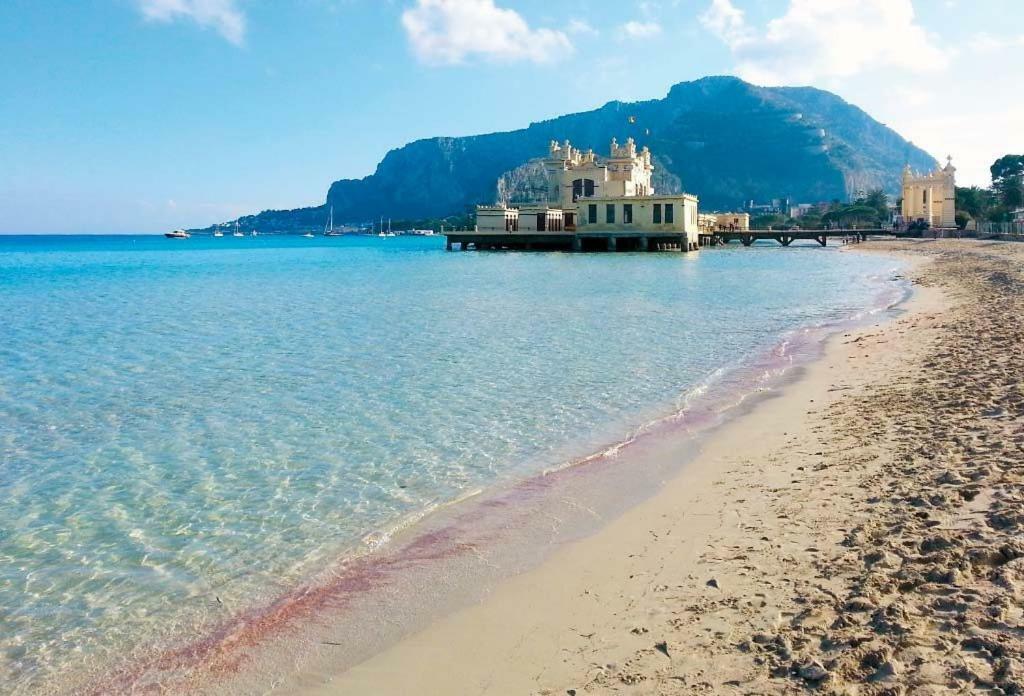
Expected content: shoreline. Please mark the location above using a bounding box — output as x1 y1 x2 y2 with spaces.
284 239 1024 695
65 247 911 695
275 242 943 695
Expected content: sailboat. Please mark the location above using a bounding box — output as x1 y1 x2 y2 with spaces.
377 217 395 238
232 221 244 237
324 206 343 236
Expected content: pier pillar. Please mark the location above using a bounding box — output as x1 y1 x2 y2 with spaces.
638 236 648 252
816 235 827 247
741 235 754 247
572 237 582 252
607 237 617 252
446 239 453 251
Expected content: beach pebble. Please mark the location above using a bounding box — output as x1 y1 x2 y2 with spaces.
936 470 965 485
798 660 829 681
844 596 877 612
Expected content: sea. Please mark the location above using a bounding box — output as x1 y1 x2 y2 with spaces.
0 234 906 693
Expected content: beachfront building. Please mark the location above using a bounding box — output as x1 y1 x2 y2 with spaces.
577 194 698 244
518 206 565 232
902 157 957 229
543 137 655 208
476 205 519 232
469 138 700 251
698 212 751 233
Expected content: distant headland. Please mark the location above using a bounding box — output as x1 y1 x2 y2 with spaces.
188 76 936 236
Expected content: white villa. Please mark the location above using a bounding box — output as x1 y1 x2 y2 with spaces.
476 138 700 250
901 157 957 229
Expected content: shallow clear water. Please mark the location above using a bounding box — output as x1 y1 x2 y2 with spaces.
0 235 901 691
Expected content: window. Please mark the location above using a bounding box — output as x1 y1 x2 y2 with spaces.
623 204 633 224
653 204 662 224
588 204 597 224
606 204 615 224
537 213 546 232
573 179 596 201
665 204 674 224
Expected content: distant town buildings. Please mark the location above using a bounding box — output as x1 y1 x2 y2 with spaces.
901 157 957 229
745 198 792 217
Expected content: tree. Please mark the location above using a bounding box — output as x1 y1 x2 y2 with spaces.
752 213 787 229
991 155 1024 209
860 188 889 219
956 186 995 220
955 211 970 230
822 205 883 228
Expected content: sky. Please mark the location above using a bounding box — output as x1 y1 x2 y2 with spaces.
1 0 1022 233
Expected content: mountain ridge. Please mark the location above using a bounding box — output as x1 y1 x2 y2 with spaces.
194 76 936 233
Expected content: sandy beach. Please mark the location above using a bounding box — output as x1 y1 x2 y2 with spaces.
279 239 1024 695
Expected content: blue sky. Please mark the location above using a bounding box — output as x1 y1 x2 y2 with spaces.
1 0 1021 233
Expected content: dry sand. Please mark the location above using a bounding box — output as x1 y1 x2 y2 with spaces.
288 239 1024 695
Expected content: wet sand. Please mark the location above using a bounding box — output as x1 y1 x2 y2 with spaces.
286 239 1024 695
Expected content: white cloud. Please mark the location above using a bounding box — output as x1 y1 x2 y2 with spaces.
891 106 1024 187
699 0 751 45
401 0 572 65
567 19 598 37
967 32 1024 54
623 20 662 38
137 0 245 45
700 0 948 85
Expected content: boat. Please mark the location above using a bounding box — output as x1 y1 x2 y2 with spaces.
213 229 224 237
302 231 314 238
377 217 396 238
324 206 343 236
232 221 244 237
165 229 189 239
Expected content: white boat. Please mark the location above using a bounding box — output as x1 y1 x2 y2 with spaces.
165 229 189 239
232 222 244 237
377 217 396 238
324 206 343 236
302 232 314 238
213 229 224 237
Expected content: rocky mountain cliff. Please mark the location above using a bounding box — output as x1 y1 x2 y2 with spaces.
197 76 936 232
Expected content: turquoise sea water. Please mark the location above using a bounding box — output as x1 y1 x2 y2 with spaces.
0 235 902 692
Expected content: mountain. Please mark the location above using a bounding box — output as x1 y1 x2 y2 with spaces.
196 76 936 233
